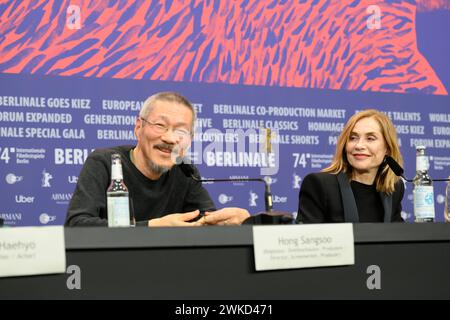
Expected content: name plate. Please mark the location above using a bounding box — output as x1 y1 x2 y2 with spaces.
253 224 354 271
0 226 66 277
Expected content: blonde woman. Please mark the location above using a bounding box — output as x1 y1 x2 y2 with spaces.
297 109 404 223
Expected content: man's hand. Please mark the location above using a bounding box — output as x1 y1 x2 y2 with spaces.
202 208 250 226
148 210 203 227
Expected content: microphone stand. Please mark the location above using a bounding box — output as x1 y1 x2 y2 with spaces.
189 176 273 213
179 162 294 224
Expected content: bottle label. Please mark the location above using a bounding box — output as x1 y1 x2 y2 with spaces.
416 156 429 172
107 196 130 227
111 163 124 180
413 186 435 220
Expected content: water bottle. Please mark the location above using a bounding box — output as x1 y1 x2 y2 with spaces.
412 146 435 222
445 178 450 223
107 153 134 227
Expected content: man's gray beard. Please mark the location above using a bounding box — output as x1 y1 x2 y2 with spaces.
148 158 171 176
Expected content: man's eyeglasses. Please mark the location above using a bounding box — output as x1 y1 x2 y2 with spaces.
140 117 191 138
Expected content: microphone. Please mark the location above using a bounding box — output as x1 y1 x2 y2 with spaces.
384 155 450 182
384 155 412 182
179 162 273 212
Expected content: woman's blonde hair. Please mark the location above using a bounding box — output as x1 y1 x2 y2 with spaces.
323 109 403 194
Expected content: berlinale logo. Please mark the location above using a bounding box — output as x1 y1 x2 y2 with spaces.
249 191 258 207
292 173 302 189
41 169 53 187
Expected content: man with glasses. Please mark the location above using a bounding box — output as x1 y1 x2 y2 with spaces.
66 92 250 226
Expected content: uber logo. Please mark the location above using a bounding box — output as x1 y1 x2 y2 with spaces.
15 195 34 203
68 175 78 183
273 195 287 203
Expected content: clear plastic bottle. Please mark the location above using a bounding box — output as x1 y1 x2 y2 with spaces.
412 146 435 222
107 153 134 227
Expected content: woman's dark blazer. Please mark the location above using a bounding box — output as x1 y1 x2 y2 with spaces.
297 172 405 223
